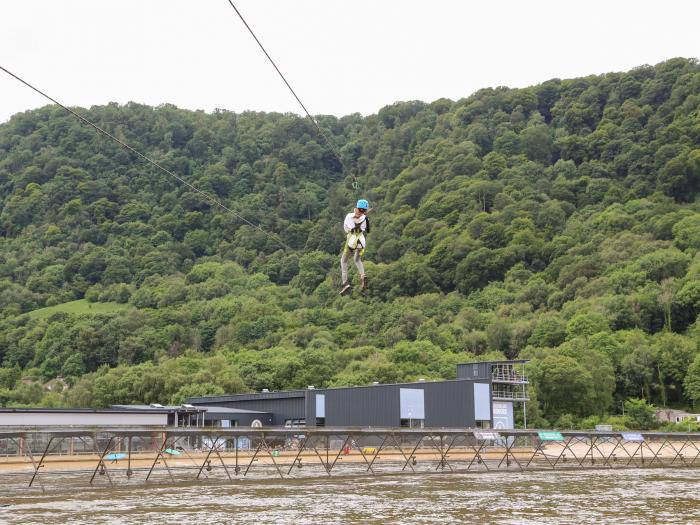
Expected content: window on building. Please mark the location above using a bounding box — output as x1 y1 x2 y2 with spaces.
315 417 326 426
400 419 424 428
284 419 306 428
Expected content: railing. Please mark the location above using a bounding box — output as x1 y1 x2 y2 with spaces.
1 427 699 491
491 390 530 401
491 371 528 383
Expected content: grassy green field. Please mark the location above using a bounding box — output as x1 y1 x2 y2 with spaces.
27 299 131 319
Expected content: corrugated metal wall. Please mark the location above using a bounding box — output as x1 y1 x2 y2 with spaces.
195 397 305 426
424 381 476 427
456 362 491 380
194 378 495 428
317 385 401 427
309 380 482 428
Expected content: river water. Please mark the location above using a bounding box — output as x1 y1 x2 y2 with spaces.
1 469 699 524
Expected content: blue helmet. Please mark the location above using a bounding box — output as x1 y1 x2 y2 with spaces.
356 199 369 209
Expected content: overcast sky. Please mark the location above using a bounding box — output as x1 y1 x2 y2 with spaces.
1 0 699 124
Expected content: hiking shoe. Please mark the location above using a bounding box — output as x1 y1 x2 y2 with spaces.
339 282 351 295
360 275 368 291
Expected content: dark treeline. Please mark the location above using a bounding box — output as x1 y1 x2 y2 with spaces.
1 58 700 429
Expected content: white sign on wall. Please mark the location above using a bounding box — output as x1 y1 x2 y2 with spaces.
492 401 514 429
474 383 491 421
400 388 425 419
316 394 326 418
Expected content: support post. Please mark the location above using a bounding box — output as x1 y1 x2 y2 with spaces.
525 438 556 469
425 434 454 471
350 436 376 474
327 435 352 473
243 438 264 477
304 435 331 476
89 435 115 486
260 434 284 479
366 435 389 473
287 436 309 475
389 433 415 473
211 437 233 481
432 434 456 472
146 434 174 482
127 436 133 478
401 436 424 472
235 436 239 475
496 434 522 470
467 437 490 471
29 436 55 489
196 436 219 480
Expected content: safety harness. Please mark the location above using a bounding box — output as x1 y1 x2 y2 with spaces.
344 216 369 255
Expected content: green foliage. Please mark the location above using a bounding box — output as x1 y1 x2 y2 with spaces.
1 59 700 421
659 419 700 432
529 353 596 419
565 312 609 340
684 353 700 407
623 398 657 430
67 354 245 407
27 300 130 319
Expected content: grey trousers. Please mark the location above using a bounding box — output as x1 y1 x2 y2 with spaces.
341 249 365 284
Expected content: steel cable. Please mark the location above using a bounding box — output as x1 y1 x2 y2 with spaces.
224 0 360 192
0 64 294 252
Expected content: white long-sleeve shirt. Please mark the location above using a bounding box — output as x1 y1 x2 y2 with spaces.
344 213 367 233
343 213 367 250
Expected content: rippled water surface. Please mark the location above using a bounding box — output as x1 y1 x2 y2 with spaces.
1 469 699 524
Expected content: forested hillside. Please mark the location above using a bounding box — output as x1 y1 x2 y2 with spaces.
2 58 700 428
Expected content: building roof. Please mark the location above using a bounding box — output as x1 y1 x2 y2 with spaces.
458 360 530 365
200 406 270 414
0 408 172 414
656 408 700 416
190 360 533 405
189 377 486 404
111 404 205 412
190 390 307 404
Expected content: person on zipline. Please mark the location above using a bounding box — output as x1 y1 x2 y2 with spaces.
340 199 371 295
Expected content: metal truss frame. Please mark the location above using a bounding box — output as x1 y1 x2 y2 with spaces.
3 427 699 489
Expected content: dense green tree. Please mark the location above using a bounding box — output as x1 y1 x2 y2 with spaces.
1 59 700 418
529 353 595 419
684 354 700 408
624 398 657 430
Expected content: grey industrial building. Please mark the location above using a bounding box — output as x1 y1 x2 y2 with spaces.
189 360 529 430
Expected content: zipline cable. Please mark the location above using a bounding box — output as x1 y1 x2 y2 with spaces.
224 0 361 193
0 64 293 252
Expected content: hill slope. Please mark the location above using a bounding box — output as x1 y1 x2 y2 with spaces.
1 58 700 427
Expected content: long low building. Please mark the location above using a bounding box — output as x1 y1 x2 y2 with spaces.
189 360 529 429
0 404 273 428
0 407 171 427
